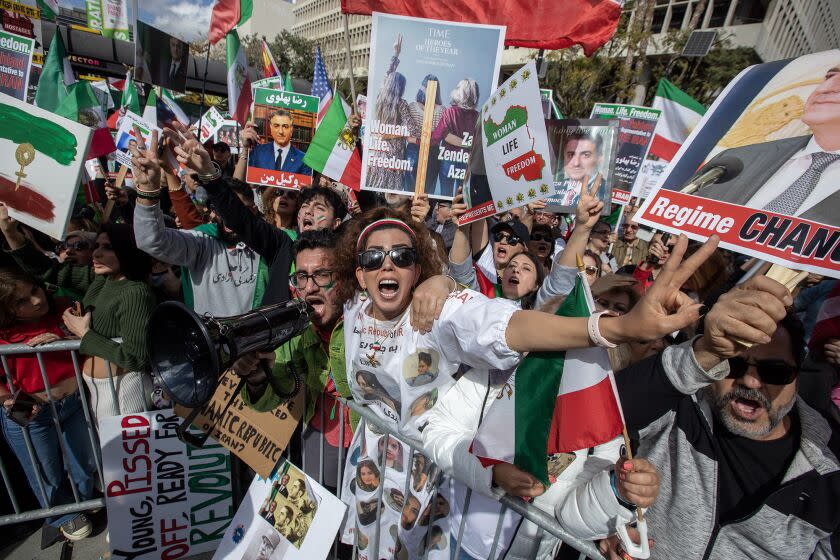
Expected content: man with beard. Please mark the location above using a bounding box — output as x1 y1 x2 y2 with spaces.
232 230 353 492
594 275 840 559
134 163 268 316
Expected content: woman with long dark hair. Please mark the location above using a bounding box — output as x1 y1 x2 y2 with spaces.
0 205 155 420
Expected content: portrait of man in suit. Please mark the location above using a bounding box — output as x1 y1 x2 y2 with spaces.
134 21 189 93
248 110 313 177
693 63 840 226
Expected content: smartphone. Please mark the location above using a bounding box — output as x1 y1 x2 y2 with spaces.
647 232 672 265
74 301 82 316
7 389 39 427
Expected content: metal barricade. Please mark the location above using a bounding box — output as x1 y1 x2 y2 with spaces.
0 339 126 526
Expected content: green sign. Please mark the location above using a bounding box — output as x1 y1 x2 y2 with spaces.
589 103 661 121
253 87 318 113
85 0 102 30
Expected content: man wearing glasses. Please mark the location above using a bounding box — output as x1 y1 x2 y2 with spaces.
612 219 649 268
594 277 840 559
232 230 353 493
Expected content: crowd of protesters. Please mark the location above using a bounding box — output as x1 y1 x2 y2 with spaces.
0 112 838 560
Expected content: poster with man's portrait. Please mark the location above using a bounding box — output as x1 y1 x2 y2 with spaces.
361 12 505 200
212 460 346 560
133 20 190 93
635 50 840 277
246 88 318 190
544 118 618 214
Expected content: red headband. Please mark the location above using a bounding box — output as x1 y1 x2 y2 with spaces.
356 218 417 252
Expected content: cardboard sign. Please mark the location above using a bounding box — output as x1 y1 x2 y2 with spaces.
543 118 619 214
0 30 32 100
134 19 190 93
589 103 660 204
214 119 241 154
635 49 840 277
212 461 347 560
0 92 92 240
360 12 505 199
460 61 554 225
245 87 317 190
199 106 225 144
176 369 304 479
100 410 234 560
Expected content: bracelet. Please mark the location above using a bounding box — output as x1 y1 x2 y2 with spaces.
610 470 637 512
588 311 618 348
135 188 161 200
444 274 458 292
196 161 222 184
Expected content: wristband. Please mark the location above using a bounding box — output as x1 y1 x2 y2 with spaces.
135 188 161 200
588 311 618 348
196 161 222 184
610 470 637 512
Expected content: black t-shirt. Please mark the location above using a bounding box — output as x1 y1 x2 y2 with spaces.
715 411 800 523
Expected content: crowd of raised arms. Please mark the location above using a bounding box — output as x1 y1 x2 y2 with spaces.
0 116 837 560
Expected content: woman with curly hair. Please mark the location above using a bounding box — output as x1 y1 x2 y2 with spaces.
335 207 721 559
260 187 300 236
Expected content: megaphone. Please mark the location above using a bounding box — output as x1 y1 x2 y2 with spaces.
148 299 312 446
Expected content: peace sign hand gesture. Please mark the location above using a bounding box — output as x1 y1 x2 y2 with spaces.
128 127 161 193
163 121 214 175
574 174 604 231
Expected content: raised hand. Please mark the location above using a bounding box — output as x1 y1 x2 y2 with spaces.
410 193 430 224
450 187 467 226
575 174 604 231
128 128 161 192
164 121 214 175
394 34 403 56
615 457 660 509
607 235 720 343
239 122 260 150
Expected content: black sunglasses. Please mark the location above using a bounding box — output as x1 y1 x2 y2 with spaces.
493 231 523 246
358 247 417 271
727 357 798 385
530 233 552 243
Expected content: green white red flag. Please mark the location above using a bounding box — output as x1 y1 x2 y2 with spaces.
56 81 116 158
209 0 253 45
303 93 362 190
34 30 74 112
649 78 706 161
226 30 253 126
471 272 624 485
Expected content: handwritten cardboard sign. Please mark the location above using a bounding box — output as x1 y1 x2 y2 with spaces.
176 369 304 478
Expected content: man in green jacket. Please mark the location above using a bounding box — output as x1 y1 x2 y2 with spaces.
232 230 354 490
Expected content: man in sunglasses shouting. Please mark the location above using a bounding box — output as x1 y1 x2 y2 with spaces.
592 275 840 560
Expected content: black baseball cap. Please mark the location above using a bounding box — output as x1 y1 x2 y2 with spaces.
490 220 530 245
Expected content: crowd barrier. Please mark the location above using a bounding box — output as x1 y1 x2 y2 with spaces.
0 340 601 559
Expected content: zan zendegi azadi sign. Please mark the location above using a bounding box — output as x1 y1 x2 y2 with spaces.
101 410 234 560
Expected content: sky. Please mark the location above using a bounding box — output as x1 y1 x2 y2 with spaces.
66 0 215 42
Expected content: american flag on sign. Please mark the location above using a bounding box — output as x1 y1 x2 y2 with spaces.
311 46 333 126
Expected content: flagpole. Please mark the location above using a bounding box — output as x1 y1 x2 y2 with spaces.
197 41 211 138
342 13 357 112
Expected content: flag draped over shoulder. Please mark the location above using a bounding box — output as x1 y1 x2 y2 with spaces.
340 0 623 56
303 96 362 190
649 78 706 161
471 272 624 485
226 30 253 126
311 46 333 126
34 30 74 112
209 0 253 45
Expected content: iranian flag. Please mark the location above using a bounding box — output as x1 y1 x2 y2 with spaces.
471 272 624 485
34 30 75 112
209 0 253 45
226 30 253 126
142 88 189 128
56 81 117 158
303 96 362 190
649 79 706 162
107 70 141 130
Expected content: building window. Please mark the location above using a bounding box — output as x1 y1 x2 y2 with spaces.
652 6 668 33
669 2 688 30
707 0 730 27
732 0 769 25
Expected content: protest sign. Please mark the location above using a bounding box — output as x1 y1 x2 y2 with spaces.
360 12 505 199
252 76 284 91
176 369 303 479
0 30 32 100
199 106 225 143
215 119 241 154
589 103 660 204
635 159 668 200
0 0 42 101
540 88 562 119
134 20 189 93
246 88 317 189
356 93 367 137
459 61 554 225
543 118 618 214
85 0 102 30
101 0 129 40
114 110 160 170
101 410 234 560
212 461 347 560
635 49 840 277
0 92 92 240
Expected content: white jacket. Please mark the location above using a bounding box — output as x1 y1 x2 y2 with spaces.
422 368 635 559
